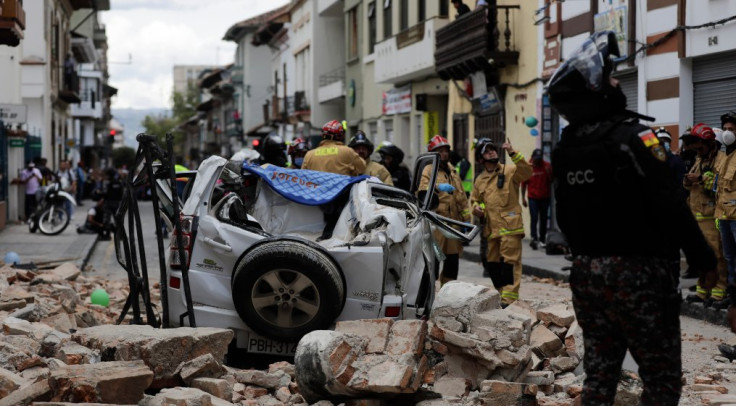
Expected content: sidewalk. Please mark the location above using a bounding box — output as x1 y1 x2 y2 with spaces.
461 236 729 327
0 204 98 269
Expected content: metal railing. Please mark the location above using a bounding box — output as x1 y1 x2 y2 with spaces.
319 66 345 87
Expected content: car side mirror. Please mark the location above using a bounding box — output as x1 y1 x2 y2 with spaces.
411 153 439 211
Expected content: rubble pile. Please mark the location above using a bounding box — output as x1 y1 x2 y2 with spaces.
0 262 655 405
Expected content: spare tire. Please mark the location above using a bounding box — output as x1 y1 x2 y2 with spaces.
232 240 345 342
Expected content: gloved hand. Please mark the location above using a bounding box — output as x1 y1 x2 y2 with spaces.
438 183 455 193
703 171 715 190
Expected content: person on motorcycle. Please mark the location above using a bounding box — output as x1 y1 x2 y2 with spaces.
256 133 288 167
288 137 310 169
348 131 393 185
377 141 412 192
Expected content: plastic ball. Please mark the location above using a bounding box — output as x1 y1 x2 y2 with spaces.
90 289 110 307
530 128 540 136
3 252 20 265
524 116 539 128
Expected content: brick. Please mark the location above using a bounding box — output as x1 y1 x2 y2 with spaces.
549 356 579 374
0 380 51 406
564 321 584 361
364 360 413 393
329 340 354 375
191 377 232 401
530 325 563 357
386 320 426 356
47 360 152 404
0 367 25 398
504 300 538 325
336 319 393 354
691 384 728 394
176 353 224 385
478 380 538 404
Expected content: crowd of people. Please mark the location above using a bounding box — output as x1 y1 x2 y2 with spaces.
15 157 125 240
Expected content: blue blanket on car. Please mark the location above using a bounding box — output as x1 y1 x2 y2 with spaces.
242 163 369 206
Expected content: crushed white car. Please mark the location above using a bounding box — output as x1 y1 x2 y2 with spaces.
147 153 477 356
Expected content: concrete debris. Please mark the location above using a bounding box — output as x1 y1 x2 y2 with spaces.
47 360 153 404
176 353 226 385
537 304 575 328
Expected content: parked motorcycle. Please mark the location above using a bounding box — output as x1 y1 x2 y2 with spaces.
28 182 76 235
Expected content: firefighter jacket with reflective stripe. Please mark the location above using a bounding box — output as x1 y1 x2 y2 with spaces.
552 115 715 271
419 162 470 255
471 154 532 239
302 140 366 176
716 150 736 220
365 160 394 186
685 151 720 221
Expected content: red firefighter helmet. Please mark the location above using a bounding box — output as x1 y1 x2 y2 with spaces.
690 123 716 141
427 135 450 152
288 137 310 156
322 120 345 141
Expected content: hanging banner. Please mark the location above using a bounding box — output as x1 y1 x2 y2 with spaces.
382 85 412 115
423 111 439 145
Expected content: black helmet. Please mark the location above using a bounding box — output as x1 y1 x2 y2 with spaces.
474 138 496 162
348 131 374 155
547 31 627 124
721 111 736 127
261 133 287 166
377 141 405 165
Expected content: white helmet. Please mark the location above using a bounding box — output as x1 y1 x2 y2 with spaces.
723 130 736 147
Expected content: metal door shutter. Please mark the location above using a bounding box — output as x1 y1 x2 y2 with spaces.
694 51 736 128
614 71 638 114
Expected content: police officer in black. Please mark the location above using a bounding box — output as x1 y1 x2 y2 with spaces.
547 31 717 406
254 133 288 167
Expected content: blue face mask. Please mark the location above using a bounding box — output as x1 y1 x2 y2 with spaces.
663 141 671 152
294 157 304 167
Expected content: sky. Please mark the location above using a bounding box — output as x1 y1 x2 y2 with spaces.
102 0 289 110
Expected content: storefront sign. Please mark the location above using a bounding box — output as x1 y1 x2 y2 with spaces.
423 112 439 145
0 104 27 123
382 85 412 115
594 6 628 59
8 138 25 148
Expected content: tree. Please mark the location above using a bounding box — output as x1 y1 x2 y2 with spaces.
111 146 136 170
141 83 199 146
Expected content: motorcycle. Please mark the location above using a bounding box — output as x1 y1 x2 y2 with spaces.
28 182 77 235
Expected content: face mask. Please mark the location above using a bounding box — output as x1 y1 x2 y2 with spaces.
663 142 671 152
723 130 736 146
294 157 304 167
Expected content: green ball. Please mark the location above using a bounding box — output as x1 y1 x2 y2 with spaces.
90 289 110 307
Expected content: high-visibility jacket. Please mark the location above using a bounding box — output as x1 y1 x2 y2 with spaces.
419 163 470 255
365 160 393 185
456 162 473 194
685 152 720 221
302 140 366 176
471 153 532 239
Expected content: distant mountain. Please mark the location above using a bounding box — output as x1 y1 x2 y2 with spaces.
112 108 170 148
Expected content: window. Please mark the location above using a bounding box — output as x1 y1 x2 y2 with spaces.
369 122 378 143
418 0 425 22
400 0 409 31
383 0 392 40
348 7 359 59
440 0 449 17
384 119 394 142
368 2 377 54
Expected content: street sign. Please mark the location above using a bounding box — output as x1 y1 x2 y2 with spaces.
0 104 27 123
8 138 25 148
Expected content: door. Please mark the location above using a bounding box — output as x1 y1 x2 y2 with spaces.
693 51 736 128
453 114 469 159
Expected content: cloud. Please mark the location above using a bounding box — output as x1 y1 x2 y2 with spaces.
102 0 289 109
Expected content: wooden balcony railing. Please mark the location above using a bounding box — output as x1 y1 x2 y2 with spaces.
0 0 25 46
434 5 519 81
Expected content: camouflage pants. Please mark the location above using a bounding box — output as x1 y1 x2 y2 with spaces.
570 256 682 406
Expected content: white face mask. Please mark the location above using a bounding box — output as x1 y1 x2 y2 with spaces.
723 130 736 146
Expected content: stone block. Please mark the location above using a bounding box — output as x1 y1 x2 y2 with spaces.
268 361 295 378
432 281 500 321
0 367 26 399
336 319 393 354
41 314 77 334
530 325 563 358
479 380 538 405
505 300 538 325
54 343 99 365
386 320 426 356
176 353 225 385
433 376 470 398
243 385 269 399
470 309 531 348
524 371 555 386
564 321 584 361
72 325 233 389
537 304 575 328
47 360 153 404
364 358 414 393
32 263 81 284
0 380 51 406
191 377 232 401
234 370 284 390
691 384 728 394
142 386 233 406
1 317 53 341
549 357 579 374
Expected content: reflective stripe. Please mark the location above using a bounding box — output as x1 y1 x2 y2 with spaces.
461 209 470 216
479 203 486 209
696 285 709 295
501 291 519 299
499 227 524 236
695 213 714 221
511 153 524 164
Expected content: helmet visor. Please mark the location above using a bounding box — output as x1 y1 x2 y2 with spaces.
550 31 620 93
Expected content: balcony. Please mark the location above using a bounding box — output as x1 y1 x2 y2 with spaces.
93 26 107 48
72 34 98 63
435 6 520 81
374 17 449 85
0 0 25 47
318 0 342 16
59 71 81 104
318 66 345 104
71 90 103 119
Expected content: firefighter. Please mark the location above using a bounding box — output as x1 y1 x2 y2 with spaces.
548 31 716 405
378 141 412 192
418 135 470 285
682 124 728 309
302 120 366 176
470 138 532 305
348 131 393 185
287 137 310 169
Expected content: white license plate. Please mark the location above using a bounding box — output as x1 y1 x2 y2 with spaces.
247 332 298 356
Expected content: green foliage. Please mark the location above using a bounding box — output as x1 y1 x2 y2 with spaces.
141 83 199 146
110 146 136 169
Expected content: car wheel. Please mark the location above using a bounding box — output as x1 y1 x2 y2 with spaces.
232 240 345 342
